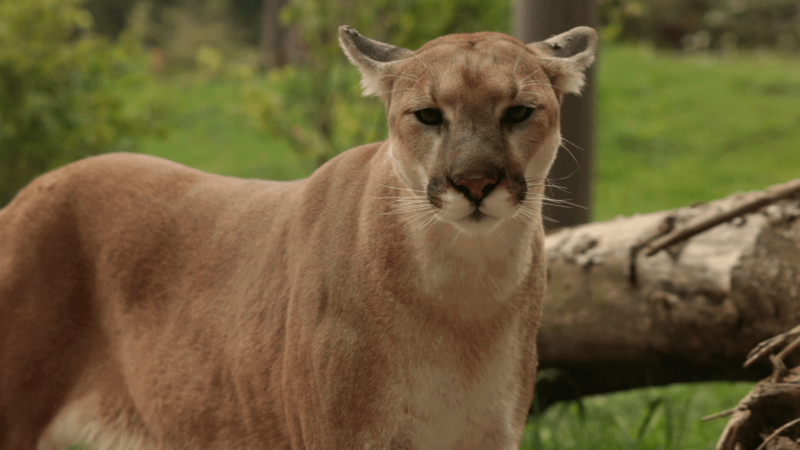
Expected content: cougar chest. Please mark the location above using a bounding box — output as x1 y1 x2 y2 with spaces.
388 319 524 450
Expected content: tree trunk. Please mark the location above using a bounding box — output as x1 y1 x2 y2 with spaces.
260 0 302 68
536 181 800 409
513 0 597 226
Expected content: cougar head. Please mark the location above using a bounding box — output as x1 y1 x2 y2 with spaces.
339 26 597 236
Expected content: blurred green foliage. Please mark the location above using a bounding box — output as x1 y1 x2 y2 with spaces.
242 0 511 166
84 0 263 46
0 0 166 206
599 0 800 50
131 0 259 73
242 63 382 167
84 0 138 38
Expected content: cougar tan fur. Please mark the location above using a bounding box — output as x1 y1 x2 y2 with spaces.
0 26 596 450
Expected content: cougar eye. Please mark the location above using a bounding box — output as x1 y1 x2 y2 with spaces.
502 105 534 124
414 108 443 126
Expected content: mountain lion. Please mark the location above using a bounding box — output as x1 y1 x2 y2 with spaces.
0 25 596 450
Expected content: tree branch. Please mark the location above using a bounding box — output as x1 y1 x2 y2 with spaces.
644 178 800 256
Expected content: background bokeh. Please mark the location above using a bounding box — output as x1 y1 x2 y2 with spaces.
2 0 799 448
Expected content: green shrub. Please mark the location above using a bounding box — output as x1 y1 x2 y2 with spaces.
133 0 258 74
243 0 511 166
0 0 165 206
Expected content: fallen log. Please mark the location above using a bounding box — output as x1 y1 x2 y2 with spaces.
535 178 800 408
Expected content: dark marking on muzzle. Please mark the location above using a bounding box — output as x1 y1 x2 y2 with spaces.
426 178 445 208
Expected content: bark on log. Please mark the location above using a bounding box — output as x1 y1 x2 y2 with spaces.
536 181 800 408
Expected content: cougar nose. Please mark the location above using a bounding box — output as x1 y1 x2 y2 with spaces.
453 175 497 200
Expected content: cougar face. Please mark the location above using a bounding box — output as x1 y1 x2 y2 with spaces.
389 36 564 235
340 27 595 236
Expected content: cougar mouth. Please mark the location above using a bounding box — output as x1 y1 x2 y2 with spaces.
465 208 489 222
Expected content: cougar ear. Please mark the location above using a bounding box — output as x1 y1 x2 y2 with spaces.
528 26 597 96
338 25 413 97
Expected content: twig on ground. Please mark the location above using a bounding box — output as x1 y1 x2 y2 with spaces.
755 417 800 450
777 336 800 362
703 408 737 422
745 325 800 368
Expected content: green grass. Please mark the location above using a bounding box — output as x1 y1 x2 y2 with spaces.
121 44 800 449
595 45 800 220
521 382 753 450
130 76 313 181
